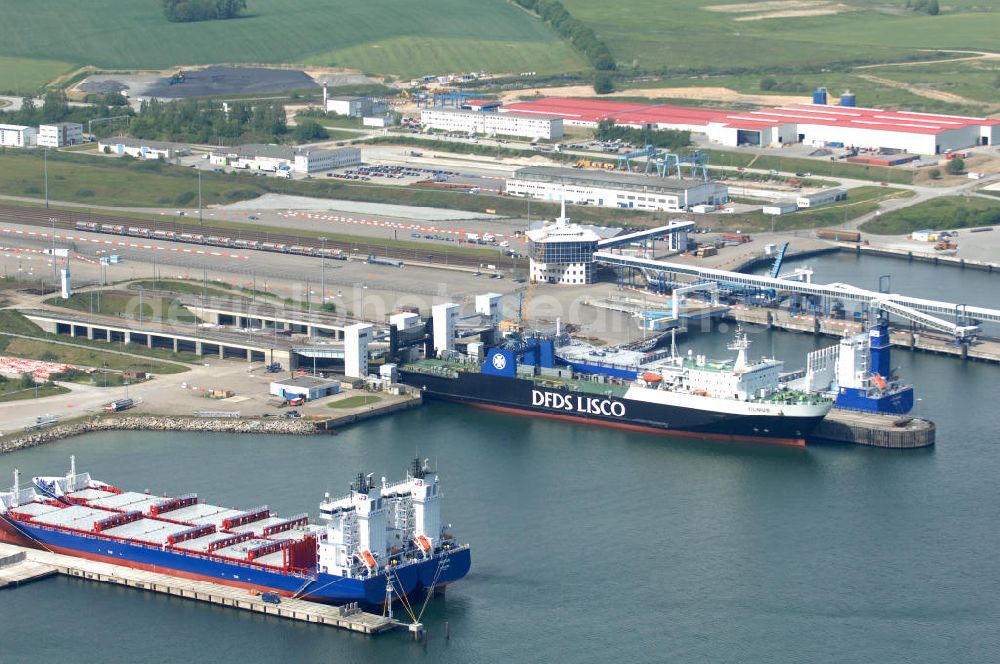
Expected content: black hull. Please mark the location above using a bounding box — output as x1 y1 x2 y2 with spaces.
400 370 825 446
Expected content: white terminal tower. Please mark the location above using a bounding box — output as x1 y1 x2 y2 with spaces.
475 293 503 327
525 197 602 285
344 322 372 377
432 303 459 356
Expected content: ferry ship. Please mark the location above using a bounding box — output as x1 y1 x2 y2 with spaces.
0 457 470 606
400 328 833 446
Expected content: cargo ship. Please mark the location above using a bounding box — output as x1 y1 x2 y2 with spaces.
400 328 833 446
0 457 470 606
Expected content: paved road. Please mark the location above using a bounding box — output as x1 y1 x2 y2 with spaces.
0 357 258 435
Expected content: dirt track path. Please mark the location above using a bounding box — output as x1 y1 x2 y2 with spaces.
500 85 806 106
855 49 1000 69
855 73 979 106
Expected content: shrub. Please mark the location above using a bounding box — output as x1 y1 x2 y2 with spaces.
946 157 965 175
75 188 96 197
928 168 941 180
593 73 614 94
175 191 197 205
292 120 329 142
161 0 247 23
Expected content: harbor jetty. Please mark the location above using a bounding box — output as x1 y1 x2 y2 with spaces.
0 542 399 635
0 416 321 455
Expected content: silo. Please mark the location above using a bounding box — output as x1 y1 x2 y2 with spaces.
839 90 857 107
812 87 828 105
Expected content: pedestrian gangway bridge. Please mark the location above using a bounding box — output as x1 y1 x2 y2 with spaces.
596 220 695 249
593 252 1000 339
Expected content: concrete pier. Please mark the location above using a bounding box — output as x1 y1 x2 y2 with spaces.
810 408 935 449
725 307 1000 364
0 548 57 588
0 543 398 635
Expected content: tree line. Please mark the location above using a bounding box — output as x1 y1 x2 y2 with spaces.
127 98 328 144
160 0 247 23
511 0 615 71
595 119 690 151
0 90 131 137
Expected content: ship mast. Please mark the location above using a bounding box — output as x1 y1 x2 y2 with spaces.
728 325 750 372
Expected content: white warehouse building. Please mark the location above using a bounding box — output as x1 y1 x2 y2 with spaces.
98 138 191 160
211 145 361 174
420 108 563 139
0 124 36 147
506 166 727 212
38 122 83 148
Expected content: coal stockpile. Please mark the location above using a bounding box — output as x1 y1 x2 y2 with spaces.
144 67 319 98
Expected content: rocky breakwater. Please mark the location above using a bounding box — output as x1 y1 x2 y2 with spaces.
1 416 320 454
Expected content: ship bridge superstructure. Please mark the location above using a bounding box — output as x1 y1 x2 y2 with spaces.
317 460 445 580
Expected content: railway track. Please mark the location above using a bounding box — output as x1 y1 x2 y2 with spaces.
0 204 491 269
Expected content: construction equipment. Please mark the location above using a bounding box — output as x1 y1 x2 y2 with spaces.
574 159 615 170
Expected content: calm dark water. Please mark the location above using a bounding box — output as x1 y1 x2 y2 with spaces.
2 255 999 664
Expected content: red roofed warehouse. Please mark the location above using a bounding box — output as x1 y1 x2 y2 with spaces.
501 97 999 155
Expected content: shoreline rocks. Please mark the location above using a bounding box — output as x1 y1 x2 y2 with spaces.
1 416 321 454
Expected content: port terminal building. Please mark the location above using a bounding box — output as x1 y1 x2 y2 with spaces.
506 166 727 212
501 97 1000 154
527 214 693 285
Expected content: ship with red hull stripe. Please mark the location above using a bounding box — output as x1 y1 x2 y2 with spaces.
400 328 832 446
0 457 470 606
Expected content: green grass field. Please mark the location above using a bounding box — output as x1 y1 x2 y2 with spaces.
44 292 198 323
625 66 995 115
715 185 911 233
0 381 69 402
328 394 382 409
0 0 584 83
703 149 916 185
0 56 75 94
860 197 1000 234
0 338 188 374
127 279 247 299
0 311 195 373
563 0 1000 73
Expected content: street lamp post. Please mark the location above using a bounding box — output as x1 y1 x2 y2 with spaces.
49 216 57 288
198 170 203 225
319 237 327 306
